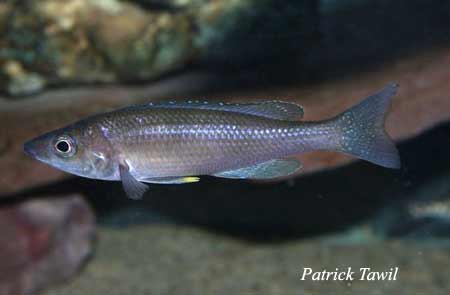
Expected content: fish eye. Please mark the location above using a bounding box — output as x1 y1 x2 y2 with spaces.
56 140 70 153
54 136 76 157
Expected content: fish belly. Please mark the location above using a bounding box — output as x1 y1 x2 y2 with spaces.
120 130 287 178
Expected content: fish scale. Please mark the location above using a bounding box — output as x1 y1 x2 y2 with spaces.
99 108 303 178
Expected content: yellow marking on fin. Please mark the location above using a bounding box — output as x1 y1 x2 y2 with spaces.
182 176 200 183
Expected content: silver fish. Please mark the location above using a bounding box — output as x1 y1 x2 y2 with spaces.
24 84 401 199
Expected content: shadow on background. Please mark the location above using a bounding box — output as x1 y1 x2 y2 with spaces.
5 121 449 242
199 0 450 87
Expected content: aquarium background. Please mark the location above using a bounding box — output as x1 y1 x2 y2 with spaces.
0 0 449 294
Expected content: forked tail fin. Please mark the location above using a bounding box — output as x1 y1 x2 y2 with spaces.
334 84 401 168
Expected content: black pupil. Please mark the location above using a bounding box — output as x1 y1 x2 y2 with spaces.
56 140 70 153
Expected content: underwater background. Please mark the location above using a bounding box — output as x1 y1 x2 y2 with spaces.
0 0 450 294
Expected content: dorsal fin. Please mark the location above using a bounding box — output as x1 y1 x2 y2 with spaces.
146 100 304 121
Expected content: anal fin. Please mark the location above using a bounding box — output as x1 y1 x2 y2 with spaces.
213 159 302 180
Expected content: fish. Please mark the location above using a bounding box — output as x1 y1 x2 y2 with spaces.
23 84 401 200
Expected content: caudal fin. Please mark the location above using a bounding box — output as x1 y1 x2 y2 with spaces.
335 84 401 169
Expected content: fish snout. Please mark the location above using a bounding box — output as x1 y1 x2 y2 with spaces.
23 137 50 161
23 140 38 158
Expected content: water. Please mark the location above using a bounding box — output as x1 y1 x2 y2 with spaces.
1 0 450 294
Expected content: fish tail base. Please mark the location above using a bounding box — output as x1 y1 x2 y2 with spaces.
335 84 401 169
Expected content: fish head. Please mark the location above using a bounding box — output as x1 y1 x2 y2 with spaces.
23 123 116 180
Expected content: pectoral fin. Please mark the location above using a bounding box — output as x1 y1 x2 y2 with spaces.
141 176 200 184
119 162 149 200
213 159 302 179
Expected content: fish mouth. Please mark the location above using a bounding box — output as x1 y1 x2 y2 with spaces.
23 139 48 163
23 140 38 158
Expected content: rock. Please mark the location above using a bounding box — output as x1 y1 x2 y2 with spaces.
1 47 450 195
0 0 197 95
1 0 449 96
3 60 46 96
49 224 450 294
0 0 316 96
0 195 95 295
